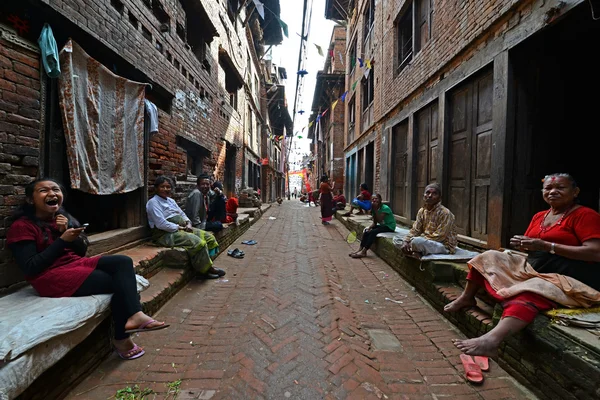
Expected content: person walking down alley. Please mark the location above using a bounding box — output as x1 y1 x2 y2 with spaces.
398 183 457 259
147 176 225 279
185 174 214 230
7 178 168 361
349 194 396 259
319 175 335 225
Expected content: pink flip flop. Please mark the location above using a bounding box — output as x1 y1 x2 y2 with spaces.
116 344 145 360
474 356 489 372
460 354 484 384
124 319 170 334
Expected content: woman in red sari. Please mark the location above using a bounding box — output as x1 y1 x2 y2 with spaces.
319 175 335 225
445 173 600 356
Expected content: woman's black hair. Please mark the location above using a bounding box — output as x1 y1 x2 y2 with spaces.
154 175 174 188
320 175 329 183
13 178 85 244
360 183 369 191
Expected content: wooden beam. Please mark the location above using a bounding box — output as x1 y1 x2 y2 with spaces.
487 50 514 249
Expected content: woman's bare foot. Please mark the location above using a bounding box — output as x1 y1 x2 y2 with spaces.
444 295 477 313
125 311 165 331
350 251 367 258
452 335 499 357
113 337 143 358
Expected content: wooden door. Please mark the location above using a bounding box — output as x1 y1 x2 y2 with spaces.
448 71 493 240
415 102 439 208
392 121 409 217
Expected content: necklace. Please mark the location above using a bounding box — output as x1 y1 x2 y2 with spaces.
539 205 574 232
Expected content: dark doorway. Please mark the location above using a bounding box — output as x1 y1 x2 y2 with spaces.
224 144 236 196
507 3 600 240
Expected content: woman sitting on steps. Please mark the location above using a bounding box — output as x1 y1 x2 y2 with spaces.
146 176 225 280
445 173 600 357
7 178 168 361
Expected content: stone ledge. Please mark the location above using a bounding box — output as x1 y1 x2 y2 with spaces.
336 210 600 400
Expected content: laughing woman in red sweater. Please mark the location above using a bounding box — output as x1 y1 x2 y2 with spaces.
7 178 168 360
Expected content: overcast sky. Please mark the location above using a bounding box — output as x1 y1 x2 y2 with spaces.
270 0 336 169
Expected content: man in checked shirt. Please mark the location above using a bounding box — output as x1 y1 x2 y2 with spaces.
400 183 458 259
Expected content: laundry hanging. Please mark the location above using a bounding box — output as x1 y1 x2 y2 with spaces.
58 39 146 195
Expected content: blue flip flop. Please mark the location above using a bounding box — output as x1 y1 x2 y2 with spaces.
242 240 257 245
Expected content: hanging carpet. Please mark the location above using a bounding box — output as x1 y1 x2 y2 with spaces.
58 39 146 195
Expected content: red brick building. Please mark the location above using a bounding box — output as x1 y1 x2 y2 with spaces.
309 25 346 192
0 0 284 289
327 0 599 249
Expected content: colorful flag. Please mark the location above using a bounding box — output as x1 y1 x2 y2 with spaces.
365 58 371 69
314 44 323 56
252 0 265 19
363 68 370 80
358 58 364 68
321 108 329 117
331 99 339 111
340 91 348 102
308 121 314 128
351 80 358 91
278 19 289 38
338 51 344 66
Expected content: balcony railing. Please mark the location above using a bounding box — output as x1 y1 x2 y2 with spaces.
347 123 355 145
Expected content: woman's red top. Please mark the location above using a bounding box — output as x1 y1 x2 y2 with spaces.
6 218 99 297
320 182 332 194
524 206 600 246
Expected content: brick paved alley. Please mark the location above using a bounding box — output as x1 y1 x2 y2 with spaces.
66 202 536 400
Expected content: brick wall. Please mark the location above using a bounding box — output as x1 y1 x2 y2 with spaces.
0 35 41 289
342 0 557 196
36 0 254 185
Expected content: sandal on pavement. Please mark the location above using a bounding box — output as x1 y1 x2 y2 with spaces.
474 356 489 372
227 249 244 259
350 253 366 259
460 354 484 384
211 268 226 277
116 343 145 360
124 319 169 334
242 240 257 245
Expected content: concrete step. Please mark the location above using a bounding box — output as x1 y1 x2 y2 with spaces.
141 267 191 315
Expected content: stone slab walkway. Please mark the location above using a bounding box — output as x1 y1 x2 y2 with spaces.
66 201 537 400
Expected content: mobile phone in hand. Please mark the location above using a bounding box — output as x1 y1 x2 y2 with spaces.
82 223 89 229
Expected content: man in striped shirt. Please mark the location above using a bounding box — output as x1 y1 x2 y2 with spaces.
400 183 457 259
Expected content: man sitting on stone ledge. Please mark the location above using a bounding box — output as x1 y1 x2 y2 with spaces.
185 174 214 230
399 183 457 259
